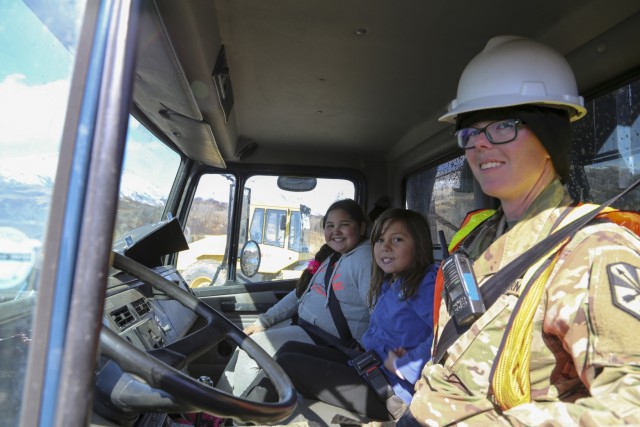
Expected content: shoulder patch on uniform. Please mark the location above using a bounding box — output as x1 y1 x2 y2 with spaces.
607 262 640 320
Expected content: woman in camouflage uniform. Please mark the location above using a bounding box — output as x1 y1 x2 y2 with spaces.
397 36 640 426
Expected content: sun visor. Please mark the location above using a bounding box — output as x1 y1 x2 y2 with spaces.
158 109 226 168
134 0 201 121
133 0 226 168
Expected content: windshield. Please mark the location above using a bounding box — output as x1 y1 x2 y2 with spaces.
113 117 181 242
0 1 85 298
0 1 86 425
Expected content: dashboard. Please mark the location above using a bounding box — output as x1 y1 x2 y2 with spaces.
93 218 223 424
106 217 196 352
94 265 200 425
104 267 197 354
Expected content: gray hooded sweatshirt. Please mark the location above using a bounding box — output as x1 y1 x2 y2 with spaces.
257 240 372 343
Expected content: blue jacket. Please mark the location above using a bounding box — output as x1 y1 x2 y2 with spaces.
361 264 437 404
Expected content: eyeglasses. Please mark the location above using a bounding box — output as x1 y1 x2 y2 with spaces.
455 119 522 149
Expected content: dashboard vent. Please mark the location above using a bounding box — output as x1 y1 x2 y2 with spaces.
110 306 134 329
132 298 151 316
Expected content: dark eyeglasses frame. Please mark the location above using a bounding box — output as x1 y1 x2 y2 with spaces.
455 119 522 149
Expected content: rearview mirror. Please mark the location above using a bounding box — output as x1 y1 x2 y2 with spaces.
277 176 317 192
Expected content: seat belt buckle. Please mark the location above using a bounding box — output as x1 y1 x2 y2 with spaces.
350 350 395 403
348 350 382 375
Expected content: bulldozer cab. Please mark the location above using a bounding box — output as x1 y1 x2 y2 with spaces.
244 202 311 275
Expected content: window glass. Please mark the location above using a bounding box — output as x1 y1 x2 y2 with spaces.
570 79 640 208
239 175 355 282
406 156 476 248
113 117 181 242
179 174 355 286
241 175 355 283
0 1 86 424
177 174 235 287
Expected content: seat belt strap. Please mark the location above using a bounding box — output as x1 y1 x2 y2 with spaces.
324 253 359 348
295 317 361 358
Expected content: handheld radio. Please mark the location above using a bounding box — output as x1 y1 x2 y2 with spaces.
438 231 485 326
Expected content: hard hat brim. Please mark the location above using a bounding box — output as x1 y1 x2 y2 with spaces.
439 95 587 124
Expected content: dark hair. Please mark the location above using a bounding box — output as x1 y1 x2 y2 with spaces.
368 196 391 225
295 199 369 297
368 208 434 307
322 199 370 230
295 244 334 297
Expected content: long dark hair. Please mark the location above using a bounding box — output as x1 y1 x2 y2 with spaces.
295 199 369 297
368 208 434 307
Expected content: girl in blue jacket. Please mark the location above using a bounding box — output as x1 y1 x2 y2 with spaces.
246 208 437 421
361 208 437 409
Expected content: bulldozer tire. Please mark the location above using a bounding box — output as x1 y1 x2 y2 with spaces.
182 259 225 287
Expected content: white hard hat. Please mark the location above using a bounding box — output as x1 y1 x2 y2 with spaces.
439 35 586 123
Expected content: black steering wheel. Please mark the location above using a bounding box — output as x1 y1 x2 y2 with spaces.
98 252 296 424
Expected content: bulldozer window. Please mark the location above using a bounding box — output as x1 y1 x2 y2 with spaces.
250 208 265 243
264 209 287 248
288 211 303 252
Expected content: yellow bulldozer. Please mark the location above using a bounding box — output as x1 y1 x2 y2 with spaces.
177 202 313 287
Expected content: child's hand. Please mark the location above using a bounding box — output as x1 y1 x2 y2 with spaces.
243 323 265 335
393 347 407 357
384 347 407 379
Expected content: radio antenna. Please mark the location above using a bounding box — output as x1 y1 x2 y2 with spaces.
438 230 449 260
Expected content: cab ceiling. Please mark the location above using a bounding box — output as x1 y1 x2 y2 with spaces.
139 0 640 167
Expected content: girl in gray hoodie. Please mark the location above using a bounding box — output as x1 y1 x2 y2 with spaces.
217 199 372 396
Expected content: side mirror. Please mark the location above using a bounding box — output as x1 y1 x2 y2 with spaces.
240 240 261 277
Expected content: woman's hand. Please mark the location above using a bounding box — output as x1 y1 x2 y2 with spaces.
384 347 407 379
243 323 266 336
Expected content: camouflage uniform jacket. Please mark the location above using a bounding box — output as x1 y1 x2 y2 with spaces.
404 179 640 426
